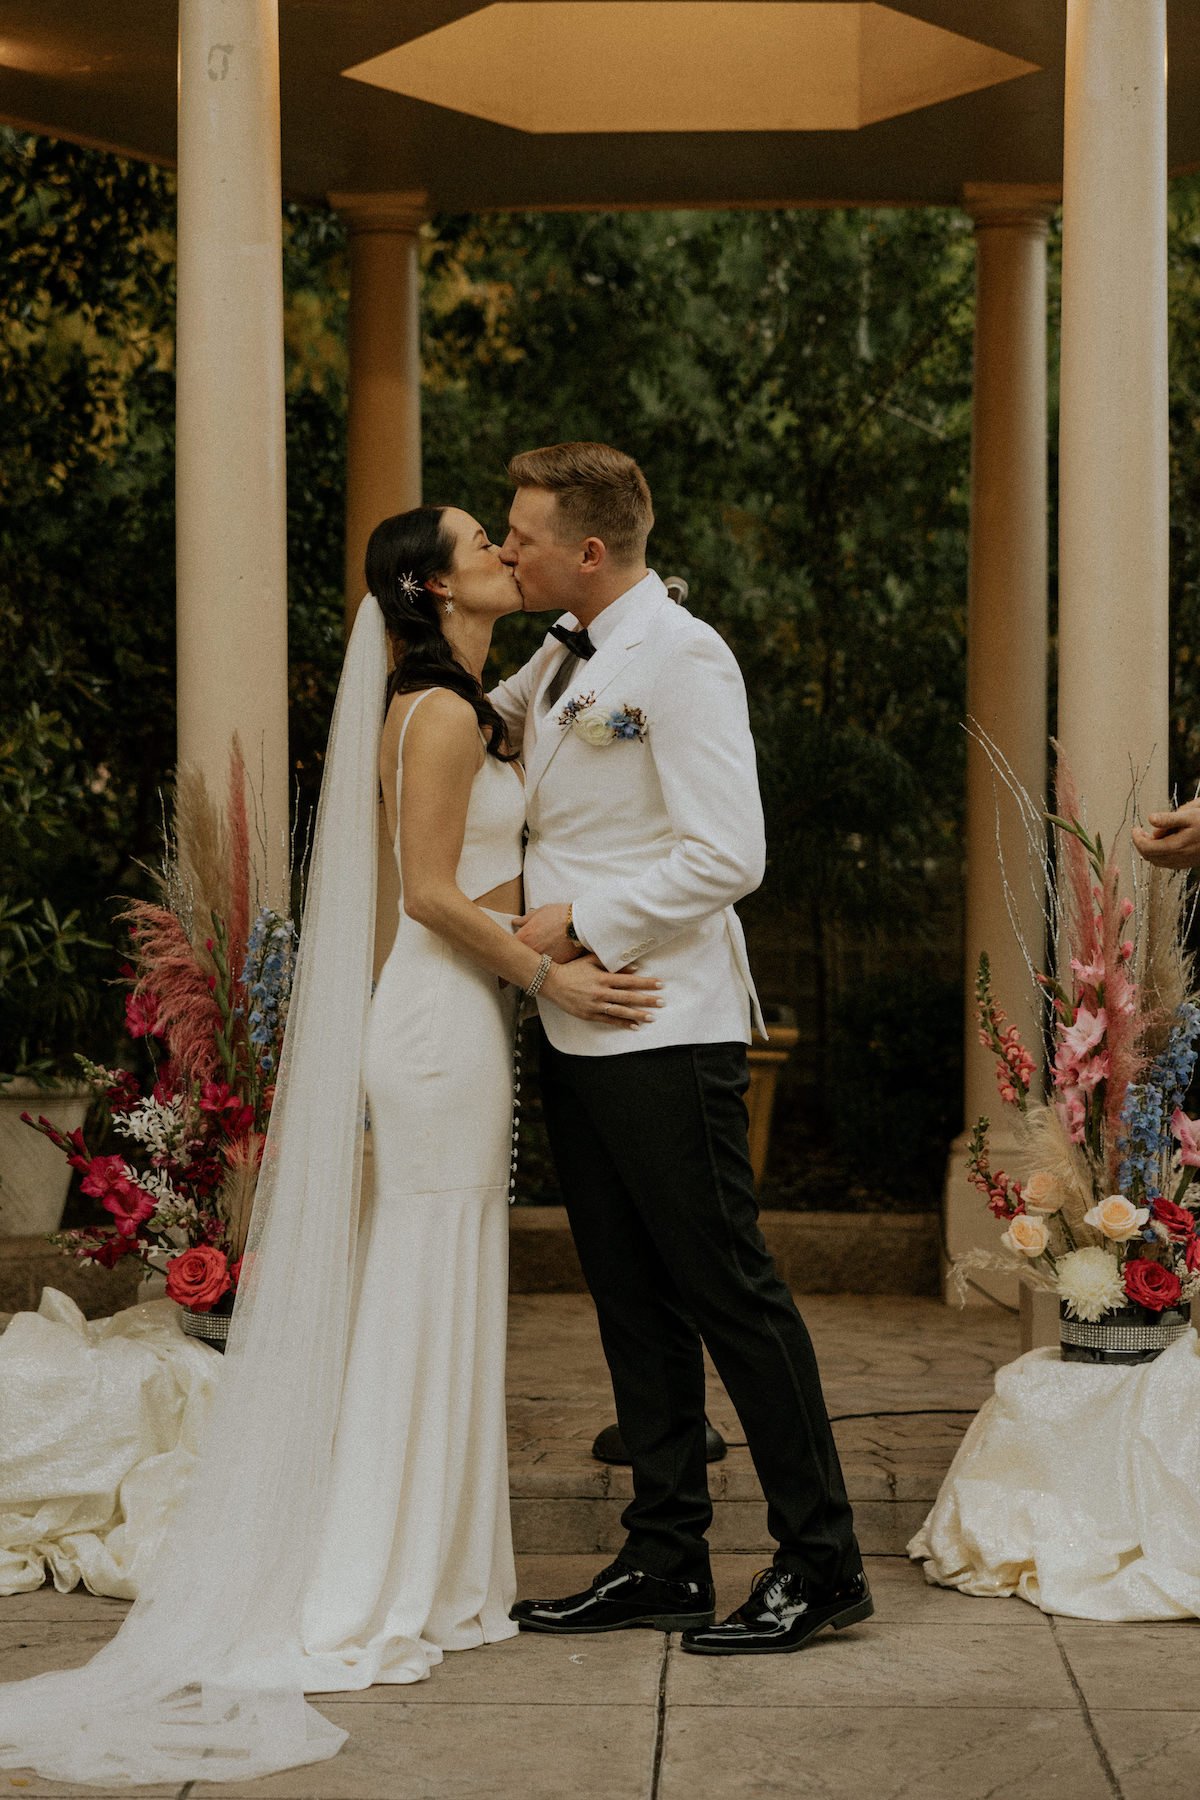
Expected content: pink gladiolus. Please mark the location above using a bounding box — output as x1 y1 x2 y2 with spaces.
1073 1052 1111 1093
1120 897 1135 919
1062 1007 1107 1059
1070 956 1105 990
1057 1091 1087 1145
1172 1109 1200 1169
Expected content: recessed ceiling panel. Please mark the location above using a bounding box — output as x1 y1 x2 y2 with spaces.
343 2 1038 135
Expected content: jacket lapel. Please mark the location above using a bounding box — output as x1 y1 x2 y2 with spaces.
525 583 669 802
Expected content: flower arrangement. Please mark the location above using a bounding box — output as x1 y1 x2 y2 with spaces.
21 744 295 1315
557 694 649 745
961 747 1200 1324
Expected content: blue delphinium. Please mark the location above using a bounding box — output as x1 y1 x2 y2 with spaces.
240 907 297 1083
1118 1002 1200 1197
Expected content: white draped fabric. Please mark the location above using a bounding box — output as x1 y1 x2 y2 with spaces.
0 1291 218 1600
910 1330 1200 1620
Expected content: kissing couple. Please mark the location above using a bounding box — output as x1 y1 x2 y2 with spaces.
0 442 869 1788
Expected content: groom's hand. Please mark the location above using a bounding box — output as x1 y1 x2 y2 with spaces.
513 904 583 964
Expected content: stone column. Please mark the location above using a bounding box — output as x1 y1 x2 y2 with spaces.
330 191 427 624
943 187 1054 1308
176 0 290 901
1058 0 1169 867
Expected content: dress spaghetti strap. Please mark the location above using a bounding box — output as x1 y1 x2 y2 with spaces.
396 687 436 760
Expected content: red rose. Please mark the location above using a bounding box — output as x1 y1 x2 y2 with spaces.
1152 1197 1196 1243
1123 1256 1183 1313
1186 1237 1200 1275
229 1255 243 1288
165 1245 232 1312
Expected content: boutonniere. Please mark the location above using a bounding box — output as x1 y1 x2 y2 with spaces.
555 696 648 746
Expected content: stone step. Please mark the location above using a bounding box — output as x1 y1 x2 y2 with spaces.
0 1209 940 1321
508 1208 938 1296
508 1413 965 1556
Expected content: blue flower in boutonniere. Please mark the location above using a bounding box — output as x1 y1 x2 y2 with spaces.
559 700 649 747
555 692 597 730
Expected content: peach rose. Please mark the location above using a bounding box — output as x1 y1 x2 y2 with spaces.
1083 1194 1150 1243
1023 1172 1065 1214
1001 1214 1049 1257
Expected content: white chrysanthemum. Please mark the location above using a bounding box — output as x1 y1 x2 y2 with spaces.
1056 1245 1126 1322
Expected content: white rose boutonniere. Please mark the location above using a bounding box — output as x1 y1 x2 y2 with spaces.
555 695 648 745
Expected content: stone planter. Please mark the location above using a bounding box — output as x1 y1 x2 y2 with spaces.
0 1079 92 1237
746 1005 799 1188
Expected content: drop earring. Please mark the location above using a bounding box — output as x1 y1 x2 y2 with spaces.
442 591 455 616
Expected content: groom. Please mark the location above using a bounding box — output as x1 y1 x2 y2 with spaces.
491 442 869 1654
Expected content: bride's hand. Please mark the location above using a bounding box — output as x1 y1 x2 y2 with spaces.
541 955 663 1027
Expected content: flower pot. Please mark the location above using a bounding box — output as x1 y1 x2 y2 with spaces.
178 1291 235 1353
1059 1299 1191 1365
0 1079 92 1237
747 1005 798 1189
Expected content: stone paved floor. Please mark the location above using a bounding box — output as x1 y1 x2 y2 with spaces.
2 1293 1198 1797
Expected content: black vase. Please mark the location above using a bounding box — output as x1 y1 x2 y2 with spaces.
1059 1299 1191 1365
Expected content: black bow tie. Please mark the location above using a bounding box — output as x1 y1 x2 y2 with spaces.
548 622 596 660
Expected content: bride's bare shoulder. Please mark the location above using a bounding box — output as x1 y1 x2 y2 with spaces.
382 687 481 770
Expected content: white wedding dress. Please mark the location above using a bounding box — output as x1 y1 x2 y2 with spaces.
297 689 523 1684
0 660 526 1781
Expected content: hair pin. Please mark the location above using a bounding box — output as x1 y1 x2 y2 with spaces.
398 571 421 600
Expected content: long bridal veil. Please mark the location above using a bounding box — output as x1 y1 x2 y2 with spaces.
0 596 388 1785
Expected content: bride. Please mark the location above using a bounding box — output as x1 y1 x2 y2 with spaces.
0 503 660 1786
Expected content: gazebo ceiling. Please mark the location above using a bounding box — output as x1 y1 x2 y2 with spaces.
0 1 1197 211
345 5 1038 137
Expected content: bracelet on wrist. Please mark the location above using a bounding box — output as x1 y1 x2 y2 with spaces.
524 952 553 1000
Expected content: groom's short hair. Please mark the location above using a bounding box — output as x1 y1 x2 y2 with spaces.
507 442 653 561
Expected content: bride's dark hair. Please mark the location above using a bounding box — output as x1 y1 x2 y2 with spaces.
366 505 517 762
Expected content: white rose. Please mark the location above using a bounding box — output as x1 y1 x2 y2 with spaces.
572 708 614 747
1001 1214 1050 1258
1083 1194 1150 1242
1023 1171 1065 1213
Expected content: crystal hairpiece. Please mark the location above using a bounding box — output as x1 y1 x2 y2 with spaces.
398 571 421 600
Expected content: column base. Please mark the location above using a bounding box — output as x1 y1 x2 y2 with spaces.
1018 1277 1060 1354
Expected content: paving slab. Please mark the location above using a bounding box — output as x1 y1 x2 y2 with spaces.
322 1625 662 1707
190 1699 660 1800
657 1705 1113 1800
665 1620 1077 1711
0 1619 118 1681
1092 1709 1200 1797
1056 1621 1200 1710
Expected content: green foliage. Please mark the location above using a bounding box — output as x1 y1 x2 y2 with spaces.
7 130 1198 1195
1168 174 1200 803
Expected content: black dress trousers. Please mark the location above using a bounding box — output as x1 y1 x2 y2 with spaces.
537 1026 860 1588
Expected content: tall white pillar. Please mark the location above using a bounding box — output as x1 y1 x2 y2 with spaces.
1058 0 1169 868
330 191 427 625
944 187 1053 1307
176 0 290 901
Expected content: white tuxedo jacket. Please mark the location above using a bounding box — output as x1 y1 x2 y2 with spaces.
490 571 767 1057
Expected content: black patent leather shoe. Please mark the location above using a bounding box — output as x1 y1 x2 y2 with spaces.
591 1418 728 1465
511 1561 716 1634
680 1566 873 1655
